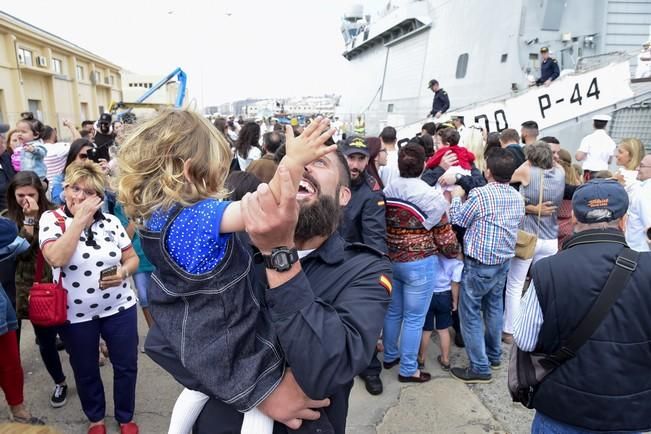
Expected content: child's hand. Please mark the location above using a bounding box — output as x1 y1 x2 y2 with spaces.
284 117 336 168
24 144 34 153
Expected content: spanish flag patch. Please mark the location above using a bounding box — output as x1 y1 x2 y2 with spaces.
379 274 392 295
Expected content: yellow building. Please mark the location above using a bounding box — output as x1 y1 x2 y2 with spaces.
0 11 122 139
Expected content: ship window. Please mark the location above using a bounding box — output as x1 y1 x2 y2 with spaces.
387 103 394 113
501 53 508 63
456 53 469 79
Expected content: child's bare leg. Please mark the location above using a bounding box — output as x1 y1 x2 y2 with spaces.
436 329 451 364
418 330 433 364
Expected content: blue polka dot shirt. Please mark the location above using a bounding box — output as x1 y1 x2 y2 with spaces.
146 199 232 275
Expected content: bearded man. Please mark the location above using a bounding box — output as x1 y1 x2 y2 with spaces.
147 149 392 434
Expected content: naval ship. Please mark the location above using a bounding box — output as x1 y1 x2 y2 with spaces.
337 0 651 153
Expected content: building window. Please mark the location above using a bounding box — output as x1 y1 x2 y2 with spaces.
53 58 63 74
18 48 33 66
455 53 469 79
76 65 84 81
109 75 115 85
500 53 508 63
94 71 101 83
387 103 394 113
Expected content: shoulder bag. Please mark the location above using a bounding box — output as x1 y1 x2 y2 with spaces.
515 171 544 260
28 210 68 327
508 247 640 408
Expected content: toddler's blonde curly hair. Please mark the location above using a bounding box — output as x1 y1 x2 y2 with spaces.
116 109 231 222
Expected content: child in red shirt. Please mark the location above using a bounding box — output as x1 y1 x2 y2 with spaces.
426 127 476 170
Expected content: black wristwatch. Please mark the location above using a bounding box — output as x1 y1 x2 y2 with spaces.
454 173 463 183
262 247 299 272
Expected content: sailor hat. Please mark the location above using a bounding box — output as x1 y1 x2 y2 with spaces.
592 114 611 122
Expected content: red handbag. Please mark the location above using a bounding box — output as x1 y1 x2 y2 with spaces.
28 211 67 327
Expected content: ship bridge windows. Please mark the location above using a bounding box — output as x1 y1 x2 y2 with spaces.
501 53 508 63
456 53 469 79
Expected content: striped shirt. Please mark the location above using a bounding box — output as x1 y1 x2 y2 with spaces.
43 142 70 180
450 182 524 265
513 281 544 351
520 166 565 240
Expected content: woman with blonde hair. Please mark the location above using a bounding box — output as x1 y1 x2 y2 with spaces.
39 161 140 434
464 125 486 172
615 137 646 193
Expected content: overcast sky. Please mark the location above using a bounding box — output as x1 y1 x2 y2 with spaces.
2 0 384 107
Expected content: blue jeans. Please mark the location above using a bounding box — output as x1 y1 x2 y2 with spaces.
532 412 642 434
383 256 436 377
133 272 152 308
459 257 509 376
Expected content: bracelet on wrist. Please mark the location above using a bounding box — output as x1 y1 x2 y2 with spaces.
23 217 36 226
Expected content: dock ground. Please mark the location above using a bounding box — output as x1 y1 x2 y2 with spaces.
5 314 535 434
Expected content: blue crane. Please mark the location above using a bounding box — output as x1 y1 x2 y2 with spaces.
109 67 187 122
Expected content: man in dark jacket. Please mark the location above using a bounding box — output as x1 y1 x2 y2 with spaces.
427 79 450 119
536 47 560 86
514 179 651 433
338 135 387 395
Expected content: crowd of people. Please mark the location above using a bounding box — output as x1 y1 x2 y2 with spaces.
0 104 650 434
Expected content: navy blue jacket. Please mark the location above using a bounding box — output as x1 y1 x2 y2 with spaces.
536 58 560 85
429 89 450 116
340 173 387 254
531 229 651 432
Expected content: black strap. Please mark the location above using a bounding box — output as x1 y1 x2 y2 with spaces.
545 247 639 366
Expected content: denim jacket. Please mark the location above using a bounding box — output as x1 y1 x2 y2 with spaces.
139 207 283 412
20 140 48 179
0 235 29 335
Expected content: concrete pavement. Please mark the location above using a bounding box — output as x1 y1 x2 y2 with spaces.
3 315 535 434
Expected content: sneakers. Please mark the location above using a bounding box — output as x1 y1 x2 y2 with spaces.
50 383 68 408
450 367 493 384
490 360 502 370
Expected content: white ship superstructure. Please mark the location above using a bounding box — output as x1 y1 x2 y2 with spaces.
338 0 651 152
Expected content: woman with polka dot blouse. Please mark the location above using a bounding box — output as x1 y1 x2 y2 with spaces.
39 161 140 434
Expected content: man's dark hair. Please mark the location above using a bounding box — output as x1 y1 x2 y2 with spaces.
438 128 460 146
398 143 426 178
263 131 284 154
428 79 439 88
521 120 539 130
334 148 351 188
486 147 518 183
540 136 559 144
409 135 434 158
421 122 436 136
593 120 608 130
81 120 94 128
79 129 92 139
380 126 397 143
485 132 502 158
499 128 520 144
225 171 262 201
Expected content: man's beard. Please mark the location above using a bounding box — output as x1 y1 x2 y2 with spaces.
294 192 341 243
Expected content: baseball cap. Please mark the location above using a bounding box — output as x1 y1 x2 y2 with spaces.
572 179 628 224
98 113 112 124
0 123 9 134
341 135 370 157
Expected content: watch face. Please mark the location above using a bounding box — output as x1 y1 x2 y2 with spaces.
273 252 290 271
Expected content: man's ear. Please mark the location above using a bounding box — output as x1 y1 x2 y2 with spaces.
339 186 352 208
